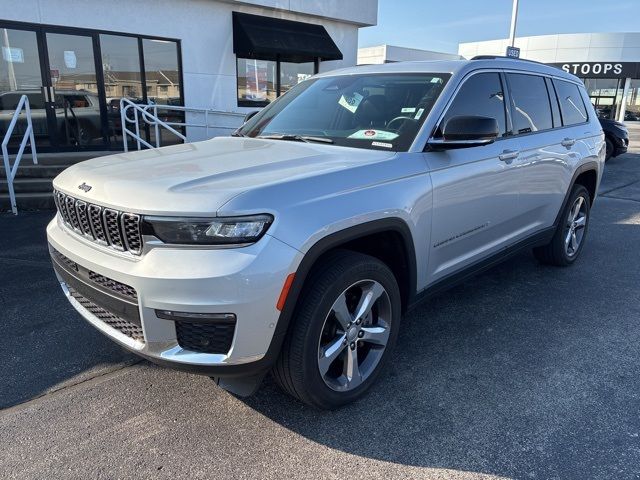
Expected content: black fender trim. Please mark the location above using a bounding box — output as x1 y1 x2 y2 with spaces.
263 218 418 368
553 161 599 227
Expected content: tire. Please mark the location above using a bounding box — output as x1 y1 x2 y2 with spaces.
272 250 401 409
605 137 614 162
533 184 591 266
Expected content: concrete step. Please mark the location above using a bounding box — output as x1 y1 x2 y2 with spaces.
1 192 55 212
0 178 53 194
0 164 68 179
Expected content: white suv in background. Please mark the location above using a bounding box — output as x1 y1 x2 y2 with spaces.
48 57 604 409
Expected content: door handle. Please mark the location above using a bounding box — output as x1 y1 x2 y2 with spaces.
499 149 520 161
41 86 49 103
561 138 576 147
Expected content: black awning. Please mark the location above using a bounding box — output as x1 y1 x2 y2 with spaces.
232 12 343 63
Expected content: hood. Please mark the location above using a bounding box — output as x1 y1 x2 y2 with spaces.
599 118 628 132
53 137 396 215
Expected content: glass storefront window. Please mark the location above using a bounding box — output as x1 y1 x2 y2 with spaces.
46 32 103 147
142 38 182 146
280 62 314 95
237 58 277 106
625 79 640 122
142 39 181 106
0 28 49 147
0 21 183 152
583 78 621 120
236 59 316 106
100 35 143 102
100 34 144 148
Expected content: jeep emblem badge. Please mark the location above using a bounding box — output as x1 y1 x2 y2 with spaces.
78 182 92 193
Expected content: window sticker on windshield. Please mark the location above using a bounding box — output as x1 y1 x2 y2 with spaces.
372 141 393 149
401 107 416 113
348 129 399 140
414 108 425 120
338 92 364 113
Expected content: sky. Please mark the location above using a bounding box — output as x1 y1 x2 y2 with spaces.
359 0 640 54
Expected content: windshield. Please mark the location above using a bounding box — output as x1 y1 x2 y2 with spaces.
237 72 451 151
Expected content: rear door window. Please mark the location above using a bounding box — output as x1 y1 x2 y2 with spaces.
440 72 507 137
553 79 588 126
507 73 553 134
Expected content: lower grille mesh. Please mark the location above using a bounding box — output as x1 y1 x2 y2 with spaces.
87 270 138 301
68 286 144 342
175 321 235 354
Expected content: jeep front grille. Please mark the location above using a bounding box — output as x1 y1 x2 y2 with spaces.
53 190 143 255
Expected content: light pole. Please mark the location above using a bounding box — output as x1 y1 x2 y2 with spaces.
509 0 520 47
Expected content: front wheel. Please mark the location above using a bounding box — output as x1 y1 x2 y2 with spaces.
605 137 614 162
272 250 401 409
533 184 591 266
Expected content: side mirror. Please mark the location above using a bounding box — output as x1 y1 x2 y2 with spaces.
428 115 499 150
243 110 260 124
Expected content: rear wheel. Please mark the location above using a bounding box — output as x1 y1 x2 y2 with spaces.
533 184 590 266
272 250 401 409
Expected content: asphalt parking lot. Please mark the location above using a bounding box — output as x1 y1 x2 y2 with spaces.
1 130 639 479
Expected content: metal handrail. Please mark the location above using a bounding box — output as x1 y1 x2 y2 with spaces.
2 94 37 215
119 98 245 152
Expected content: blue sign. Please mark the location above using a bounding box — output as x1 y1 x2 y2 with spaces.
506 46 520 58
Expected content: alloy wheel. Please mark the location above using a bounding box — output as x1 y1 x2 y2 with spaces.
564 195 587 257
317 279 392 392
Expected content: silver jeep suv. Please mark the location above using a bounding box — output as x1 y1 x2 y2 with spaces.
48 57 604 409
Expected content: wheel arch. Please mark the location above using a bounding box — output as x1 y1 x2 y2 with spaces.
553 161 599 228
264 218 418 367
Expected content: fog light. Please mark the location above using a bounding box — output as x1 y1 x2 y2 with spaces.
155 310 236 323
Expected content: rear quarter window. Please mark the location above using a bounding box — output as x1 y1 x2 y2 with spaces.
507 73 553 134
553 79 588 126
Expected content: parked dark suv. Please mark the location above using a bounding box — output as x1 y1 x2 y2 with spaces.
599 118 629 161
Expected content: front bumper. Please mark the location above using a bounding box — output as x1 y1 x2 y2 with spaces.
47 216 301 377
612 133 629 156
615 138 629 156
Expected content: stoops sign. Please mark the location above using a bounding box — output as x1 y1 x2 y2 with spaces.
549 62 640 79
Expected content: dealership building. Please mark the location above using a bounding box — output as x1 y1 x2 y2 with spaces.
358 44 462 65
459 33 640 123
0 0 377 153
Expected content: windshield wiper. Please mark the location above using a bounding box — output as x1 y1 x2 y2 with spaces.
257 134 334 144
231 131 246 137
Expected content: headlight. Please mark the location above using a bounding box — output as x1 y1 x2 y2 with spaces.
142 214 273 245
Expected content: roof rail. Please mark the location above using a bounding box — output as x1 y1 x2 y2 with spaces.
470 55 547 66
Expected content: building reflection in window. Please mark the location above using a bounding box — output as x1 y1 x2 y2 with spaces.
142 38 182 146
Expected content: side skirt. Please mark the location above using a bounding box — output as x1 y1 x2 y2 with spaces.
407 226 555 311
